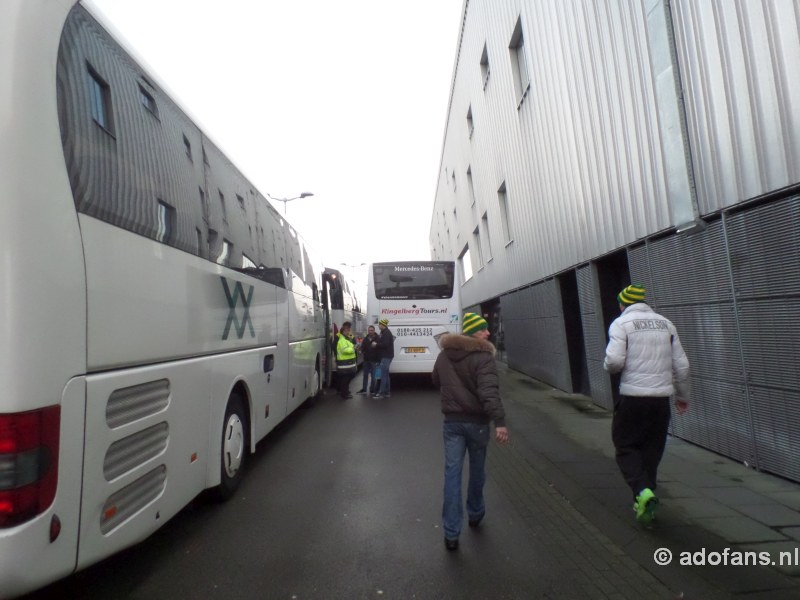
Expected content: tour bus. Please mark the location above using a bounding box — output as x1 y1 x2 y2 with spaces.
366 261 462 373
0 1 327 596
322 267 367 384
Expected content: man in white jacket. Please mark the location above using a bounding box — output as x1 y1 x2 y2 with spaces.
604 284 690 524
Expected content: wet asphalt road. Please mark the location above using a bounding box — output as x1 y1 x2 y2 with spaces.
21 374 551 600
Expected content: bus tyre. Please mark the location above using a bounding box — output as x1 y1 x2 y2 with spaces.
215 395 248 501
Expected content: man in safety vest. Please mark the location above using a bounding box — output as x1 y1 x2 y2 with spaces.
336 321 357 399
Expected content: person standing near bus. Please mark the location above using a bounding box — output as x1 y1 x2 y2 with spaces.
372 319 395 398
336 321 358 399
432 312 509 551
604 284 690 524
357 325 380 394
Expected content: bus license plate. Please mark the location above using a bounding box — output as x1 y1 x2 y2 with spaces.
406 347 426 353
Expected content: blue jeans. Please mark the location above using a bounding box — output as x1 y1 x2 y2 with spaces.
378 357 393 395
361 360 377 392
442 421 490 540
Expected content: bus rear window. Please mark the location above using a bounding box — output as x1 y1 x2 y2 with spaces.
372 262 455 300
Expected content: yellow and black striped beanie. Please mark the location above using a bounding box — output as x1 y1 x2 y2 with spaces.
462 312 488 335
618 284 646 306
379 318 389 326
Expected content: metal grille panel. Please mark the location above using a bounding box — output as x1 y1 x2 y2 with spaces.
501 281 569 388
106 379 170 429
577 265 613 409
100 466 167 534
750 387 800 483
727 196 800 299
103 423 169 481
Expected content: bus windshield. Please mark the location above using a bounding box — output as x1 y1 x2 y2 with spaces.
372 262 455 300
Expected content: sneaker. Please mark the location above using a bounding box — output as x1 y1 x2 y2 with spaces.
468 514 484 528
634 488 658 523
444 537 459 551
372 394 383 399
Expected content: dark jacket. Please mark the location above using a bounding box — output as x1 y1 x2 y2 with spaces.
376 327 395 359
431 334 506 426
361 333 381 362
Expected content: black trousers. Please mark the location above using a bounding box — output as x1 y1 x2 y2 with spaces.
337 370 355 397
612 395 671 498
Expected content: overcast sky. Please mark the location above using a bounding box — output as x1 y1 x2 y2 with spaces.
87 0 463 285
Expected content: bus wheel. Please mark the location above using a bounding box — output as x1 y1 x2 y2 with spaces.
215 394 248 501
305 362 322 408
313 361 322 401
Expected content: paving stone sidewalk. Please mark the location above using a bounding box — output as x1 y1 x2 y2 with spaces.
494 363 800 599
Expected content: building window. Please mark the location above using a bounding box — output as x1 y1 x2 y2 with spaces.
218 239 232 266
482 212 493 261
156 200 175 244
480 43 490 90
199 187 208 222
196 228 203 255
498 183 513 243
183 134 192 161
236 194 245 208
473 226 483 268
467 167 476 206
242 254 257 269
459 245 473 282
451 171 457 191
467 106 474 139
88 65 113 133
138 84 158 117
219 190 227 222
509 17 530 105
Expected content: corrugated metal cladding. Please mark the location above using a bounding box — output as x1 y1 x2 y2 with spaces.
432 0 685 310
57 6 318 291
434 1 800 481
671 0 800 214
576 265 614 410
499 279 571 390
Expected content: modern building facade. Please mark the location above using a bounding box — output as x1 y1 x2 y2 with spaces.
430 0 800 481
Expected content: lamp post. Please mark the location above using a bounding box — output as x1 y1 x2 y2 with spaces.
267 192 314 215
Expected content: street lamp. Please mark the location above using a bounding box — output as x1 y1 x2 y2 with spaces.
267 192 314 215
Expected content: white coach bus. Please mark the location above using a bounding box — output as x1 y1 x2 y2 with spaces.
366 261 462 374
0 1 326 596
322 267 367 382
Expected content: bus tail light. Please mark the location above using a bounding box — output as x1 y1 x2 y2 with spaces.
0 406 60 528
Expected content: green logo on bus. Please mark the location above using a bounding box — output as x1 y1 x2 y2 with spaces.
221 277 255 340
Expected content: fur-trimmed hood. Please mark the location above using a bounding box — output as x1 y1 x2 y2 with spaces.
439 333 496 360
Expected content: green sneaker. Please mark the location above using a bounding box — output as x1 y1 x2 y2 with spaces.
635 488 658 523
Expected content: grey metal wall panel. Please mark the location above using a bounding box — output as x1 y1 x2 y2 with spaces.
726 196 800 300
642 221 732 307
672 0 800 214
501 280 570 388
726 196 800 479
670 378 754 465
750 388 800 483
627 244 652 296
642 229 756 462
577 265 614 409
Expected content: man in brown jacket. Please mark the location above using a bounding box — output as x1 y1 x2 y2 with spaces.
432 312 509 551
